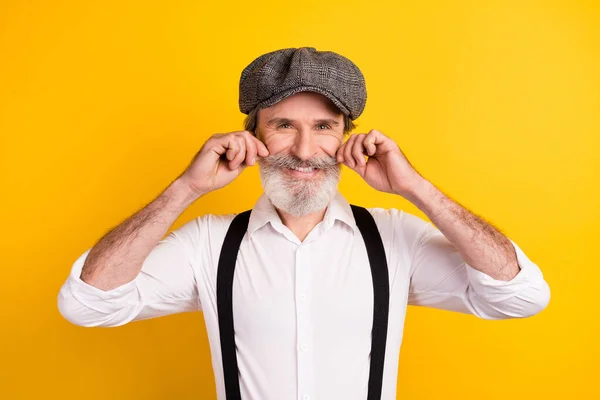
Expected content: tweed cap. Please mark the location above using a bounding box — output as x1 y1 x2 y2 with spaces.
239 47 366 120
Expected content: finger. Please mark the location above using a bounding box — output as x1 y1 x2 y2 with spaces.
336 141 346 163
364 130 378 156
248 132 269 157
239 132 258 166
203 134 226 157
229 136 247 170
236 130 268 159
351 134 368 166
343 134 359 168
240 130 268 162
225 136 237 161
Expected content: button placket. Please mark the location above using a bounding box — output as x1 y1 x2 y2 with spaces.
295 244 314 400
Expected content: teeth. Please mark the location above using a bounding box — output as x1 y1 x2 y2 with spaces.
292 167 316 173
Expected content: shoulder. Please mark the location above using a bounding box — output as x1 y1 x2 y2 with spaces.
165 213 246 278
364 206 435 248
366 206 430 228
166 213 238 252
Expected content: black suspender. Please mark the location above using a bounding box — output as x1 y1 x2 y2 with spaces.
216 210 251 400
216 206 389 400
351 205 390 400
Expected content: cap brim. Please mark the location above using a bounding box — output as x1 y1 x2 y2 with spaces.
258 86 352 118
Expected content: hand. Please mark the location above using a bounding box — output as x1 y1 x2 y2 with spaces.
178 130 269 196
336 129 425 198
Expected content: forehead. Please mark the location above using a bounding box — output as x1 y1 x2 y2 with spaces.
258 91 343 121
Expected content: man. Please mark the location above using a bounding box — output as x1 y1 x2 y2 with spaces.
58 47 550 400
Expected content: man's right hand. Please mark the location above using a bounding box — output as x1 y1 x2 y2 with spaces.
178 130 269 197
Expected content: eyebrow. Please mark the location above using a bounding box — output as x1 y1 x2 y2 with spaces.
266 117 341 127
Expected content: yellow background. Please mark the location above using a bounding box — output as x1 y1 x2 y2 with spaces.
1 0 598 398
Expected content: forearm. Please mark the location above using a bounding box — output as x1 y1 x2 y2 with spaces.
404 178 520 281
80 178 200 291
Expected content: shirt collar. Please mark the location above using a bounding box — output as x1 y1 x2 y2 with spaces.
247 191 359 237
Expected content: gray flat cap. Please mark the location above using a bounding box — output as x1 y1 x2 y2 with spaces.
239 47 367 120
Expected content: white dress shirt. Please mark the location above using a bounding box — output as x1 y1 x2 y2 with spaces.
57 192 550 400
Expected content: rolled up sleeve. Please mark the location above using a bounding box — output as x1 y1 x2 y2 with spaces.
462 238 551 318
57 220 203 327
404 213 550 320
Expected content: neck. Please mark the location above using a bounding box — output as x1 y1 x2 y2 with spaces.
276 207 327 242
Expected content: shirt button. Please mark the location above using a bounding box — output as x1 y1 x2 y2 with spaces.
300 344 308 352
299 294 306 301
303 395 310 400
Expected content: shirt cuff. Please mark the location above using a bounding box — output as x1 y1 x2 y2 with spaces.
464 239 545 302
63 249 140 313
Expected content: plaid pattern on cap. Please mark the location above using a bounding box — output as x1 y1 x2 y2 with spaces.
239 47 367 120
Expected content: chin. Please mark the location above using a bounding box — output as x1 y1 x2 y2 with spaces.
263 179 339 217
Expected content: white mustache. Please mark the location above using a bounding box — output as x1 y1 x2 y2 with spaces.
259 154 338 170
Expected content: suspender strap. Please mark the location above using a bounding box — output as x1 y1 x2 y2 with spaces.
217 206 389 400
350 205 390 400
216 210 251 400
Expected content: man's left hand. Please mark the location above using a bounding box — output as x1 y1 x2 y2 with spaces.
336 129 425 198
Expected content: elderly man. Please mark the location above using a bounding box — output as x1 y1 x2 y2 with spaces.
58 47 550 400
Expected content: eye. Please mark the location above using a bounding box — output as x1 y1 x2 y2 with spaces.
278 123 292 129
316 124 331 130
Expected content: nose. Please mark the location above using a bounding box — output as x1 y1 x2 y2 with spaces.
291 130 318 161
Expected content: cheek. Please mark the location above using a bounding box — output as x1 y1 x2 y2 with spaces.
264 137 293 155
317 136 343 157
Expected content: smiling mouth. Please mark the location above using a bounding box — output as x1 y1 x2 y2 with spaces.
291 166 317 173
286 166 320 177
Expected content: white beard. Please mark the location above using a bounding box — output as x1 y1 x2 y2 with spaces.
258 155 341 217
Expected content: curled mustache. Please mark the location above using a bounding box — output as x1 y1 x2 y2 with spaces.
259 154 338 169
